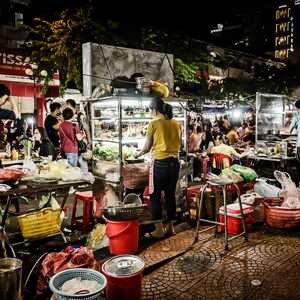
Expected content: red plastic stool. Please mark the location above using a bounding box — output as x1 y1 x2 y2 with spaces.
198 157 210 181
71 191 94 234
92 193 106 219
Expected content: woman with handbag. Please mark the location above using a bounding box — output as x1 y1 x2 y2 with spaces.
58 108 83 167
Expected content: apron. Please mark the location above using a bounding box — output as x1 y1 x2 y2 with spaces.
149 150 155 194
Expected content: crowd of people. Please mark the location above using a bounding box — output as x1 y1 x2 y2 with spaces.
0 84 91 177
187 111 256 180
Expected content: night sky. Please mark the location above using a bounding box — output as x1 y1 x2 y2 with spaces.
105 0 286 37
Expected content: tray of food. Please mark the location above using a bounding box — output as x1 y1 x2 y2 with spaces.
31 177 59 186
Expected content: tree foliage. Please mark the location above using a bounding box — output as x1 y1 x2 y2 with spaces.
19 5 125 95
207 62 300 101
19 4 215 96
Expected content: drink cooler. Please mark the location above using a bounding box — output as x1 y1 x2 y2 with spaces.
219 203 254 235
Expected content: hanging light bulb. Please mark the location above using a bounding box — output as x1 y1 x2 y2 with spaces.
40 70 47 77
30 63 38 70
25 68 34 76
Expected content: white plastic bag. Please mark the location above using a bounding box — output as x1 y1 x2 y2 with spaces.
282 197 300 209
281 174 299 199
253 181 282 198
61 167 83 181
106 187 120 206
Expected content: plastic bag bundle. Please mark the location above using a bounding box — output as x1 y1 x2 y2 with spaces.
253 181 282 197
61 167 83 181
85 223 109 251
230 165 258 182
238 192 262 205
36 246 100 295
105 187 121 207
274 171 299 198
82 172 95 184
282 197 300 209
220 168 244 183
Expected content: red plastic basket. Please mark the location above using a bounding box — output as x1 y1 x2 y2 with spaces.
264 197 300 229
225 180 256 198
0 169 24 180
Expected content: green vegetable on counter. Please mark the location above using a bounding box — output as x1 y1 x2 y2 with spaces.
93 143 136 161
23 140 32 147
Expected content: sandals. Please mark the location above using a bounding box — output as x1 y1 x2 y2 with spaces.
163 229 176 237
144 232 164 240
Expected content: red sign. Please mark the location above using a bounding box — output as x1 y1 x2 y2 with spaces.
0 46 59 85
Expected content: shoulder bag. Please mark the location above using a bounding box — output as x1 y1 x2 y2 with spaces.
72 124 87 154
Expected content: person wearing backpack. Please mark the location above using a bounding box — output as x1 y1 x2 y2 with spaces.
65 99 91 173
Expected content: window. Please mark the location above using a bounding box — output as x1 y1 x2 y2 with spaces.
15 13 23 27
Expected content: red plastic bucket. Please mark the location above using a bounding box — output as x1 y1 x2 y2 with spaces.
102 255 145 300
106 218 140 255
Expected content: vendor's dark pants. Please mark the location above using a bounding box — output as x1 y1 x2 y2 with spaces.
150 157 180 222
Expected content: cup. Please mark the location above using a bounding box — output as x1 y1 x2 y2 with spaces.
24 147 31 159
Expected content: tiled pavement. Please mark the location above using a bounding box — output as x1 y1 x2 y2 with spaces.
5 190 300 299
138 226 300 300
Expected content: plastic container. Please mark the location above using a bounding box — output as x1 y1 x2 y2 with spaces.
219 203 254 235
106 218 140 255
0 258 22 300
49 268 107 300
11 148 17 160
16 208 61 240
102 255 145 300
5 143 11 158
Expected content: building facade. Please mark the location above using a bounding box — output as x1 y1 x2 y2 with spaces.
275 1 300 62
0 0 60 126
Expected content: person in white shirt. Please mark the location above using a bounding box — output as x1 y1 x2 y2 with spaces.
237 123 247 138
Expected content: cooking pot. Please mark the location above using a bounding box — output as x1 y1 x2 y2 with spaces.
102 255 145 300
0 258 22 300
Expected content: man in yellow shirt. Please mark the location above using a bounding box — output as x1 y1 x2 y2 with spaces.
211 133 250 169
226 125 239 146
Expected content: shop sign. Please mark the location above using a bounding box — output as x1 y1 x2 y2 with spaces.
0 46 59 85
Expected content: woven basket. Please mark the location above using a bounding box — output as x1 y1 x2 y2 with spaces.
264 201 300 229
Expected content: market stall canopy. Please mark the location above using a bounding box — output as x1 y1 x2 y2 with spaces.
202 105 226 114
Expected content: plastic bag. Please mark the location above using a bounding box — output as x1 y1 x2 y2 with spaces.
82 172 95 184
220 168 244 183
229 165 258 182
61 167 83 181
85 223 109 250
238 192 261 205
253 181 282 197
36 246 100 295
105 187 121 206
282 197 300 209
280 172 300 199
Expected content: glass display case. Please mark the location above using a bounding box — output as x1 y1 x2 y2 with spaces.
87 95 188 183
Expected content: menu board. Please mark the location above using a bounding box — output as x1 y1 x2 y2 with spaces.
256 93 286 139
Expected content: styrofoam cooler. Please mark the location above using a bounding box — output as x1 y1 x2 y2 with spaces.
219 203 254 235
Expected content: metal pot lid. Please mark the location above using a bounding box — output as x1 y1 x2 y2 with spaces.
103 255 145 277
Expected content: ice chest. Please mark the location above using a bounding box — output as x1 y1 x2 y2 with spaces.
219 203 254 235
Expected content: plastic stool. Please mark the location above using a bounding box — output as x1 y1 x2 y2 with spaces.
198 157 211 181
71 191 94 234
194 178 248 250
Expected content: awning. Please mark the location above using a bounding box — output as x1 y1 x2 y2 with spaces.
202 106 226 113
